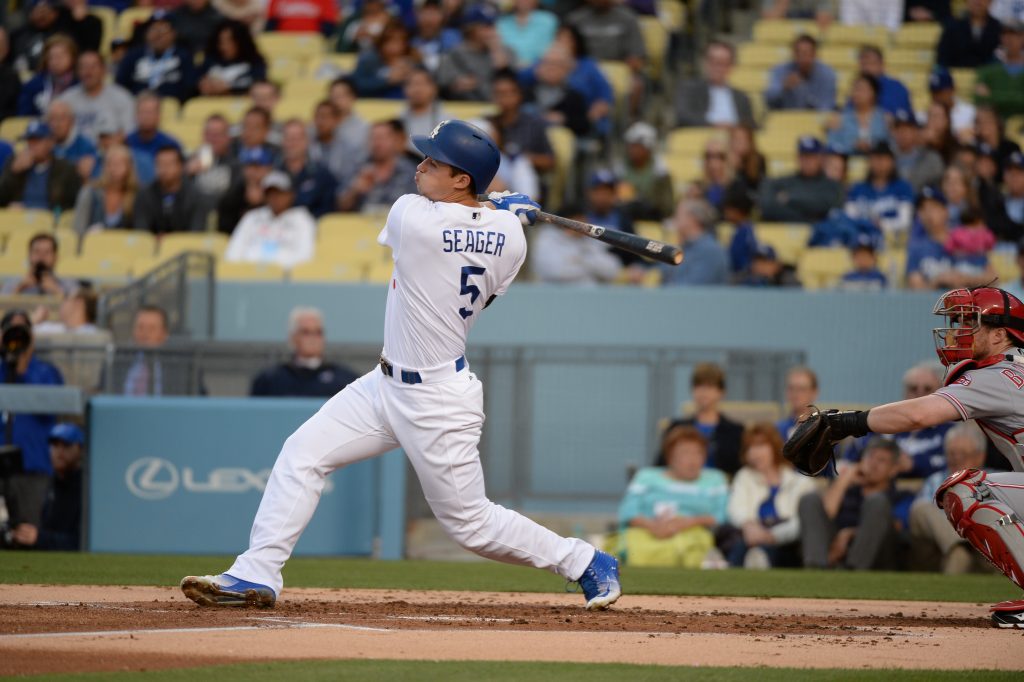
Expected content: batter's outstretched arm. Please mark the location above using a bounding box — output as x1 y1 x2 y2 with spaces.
865 395 961 434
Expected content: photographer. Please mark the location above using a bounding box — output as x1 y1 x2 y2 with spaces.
6 423 83 551
0 234 75 296
0 310 65 539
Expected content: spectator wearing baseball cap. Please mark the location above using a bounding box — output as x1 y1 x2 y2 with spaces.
737 243 802 288
975 20 1024 119
891 109 944 194
0 121 81 211
615 121 674 221
838 233 888 292
759 136 845 223
437 4 515 101
5 422 85 551
217 145 274 234
764 34 837 113
583 169 641 271
115 11 197 101
845 141 916 241
936 0 1003 69
225 171 316 269
925 70 976 140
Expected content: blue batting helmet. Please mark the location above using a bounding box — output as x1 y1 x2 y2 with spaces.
412 120 500 192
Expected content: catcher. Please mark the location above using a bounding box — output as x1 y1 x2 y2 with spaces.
784 286 1024 629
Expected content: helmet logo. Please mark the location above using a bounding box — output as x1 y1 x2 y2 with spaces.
430 121 450 139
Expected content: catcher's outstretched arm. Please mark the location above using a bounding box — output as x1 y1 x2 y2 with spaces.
865 395 961 433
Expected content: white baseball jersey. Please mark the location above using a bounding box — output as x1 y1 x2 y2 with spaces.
935 353 1024 472
378 194 527 369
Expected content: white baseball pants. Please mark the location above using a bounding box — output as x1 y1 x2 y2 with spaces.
228 366 596 595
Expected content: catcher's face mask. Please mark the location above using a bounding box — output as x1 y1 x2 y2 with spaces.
932 288 980 365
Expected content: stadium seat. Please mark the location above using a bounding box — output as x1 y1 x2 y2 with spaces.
0 117 32 143
819 45 859 70
950 68 976 98
597 60 631 102
158 232 229 259
752 20 819 44
885 48 934 73
728 67 769 94
365 257 395 284
798 247 851 289
256 33 326 59
160 97 181 123
546 125 575 212
275 96 319 121
217 261 287 281
880 248 907 287
823 24 890 47
894 22 942 50
666 127 725 156
53 227 79 256
267 55 308 82
1006 116 1024 147
82 231 157 261
764 110 828 136
766 156 797 177
0 250 24 276
309 54 359 80
890 71 928 94
283 79 328 102
162 120 203 152
88 7 116 55
737 43 789 69
289 259 365 283
639 16 668 80
991 250 1019 284
354 99 405 123
716 221 735 249
755 223 812 264
182 97 250 124
0 208 55 241
664 155 702 190
443 101 496 122
58 254 134 281
635 221 667 243
116 7 153 40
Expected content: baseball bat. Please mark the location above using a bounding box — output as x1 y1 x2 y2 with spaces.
479 196 683 266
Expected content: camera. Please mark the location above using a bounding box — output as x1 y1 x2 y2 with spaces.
33 262 50 285
1 324 31 363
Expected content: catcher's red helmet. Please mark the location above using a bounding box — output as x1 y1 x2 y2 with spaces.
933 287 1024 365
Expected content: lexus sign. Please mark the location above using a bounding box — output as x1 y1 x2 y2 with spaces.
124 457 332 499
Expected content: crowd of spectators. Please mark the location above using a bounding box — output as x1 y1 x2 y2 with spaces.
616 360 1003 573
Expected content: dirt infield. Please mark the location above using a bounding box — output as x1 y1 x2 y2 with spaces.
1 585 1023 675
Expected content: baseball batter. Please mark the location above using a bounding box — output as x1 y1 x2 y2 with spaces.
790 286 1024 628
181 120 621 610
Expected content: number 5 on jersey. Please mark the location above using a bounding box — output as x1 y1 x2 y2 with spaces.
459 266 486 319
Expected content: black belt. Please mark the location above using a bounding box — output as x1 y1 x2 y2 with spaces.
379 355 466 384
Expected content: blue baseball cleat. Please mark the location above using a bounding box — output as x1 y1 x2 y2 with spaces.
577 550 622 610
180 573 276 607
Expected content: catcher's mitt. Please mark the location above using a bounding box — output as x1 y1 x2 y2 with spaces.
782 406 838 476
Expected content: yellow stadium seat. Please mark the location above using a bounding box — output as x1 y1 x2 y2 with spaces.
283 79 329 102
267 55 308 82
658 0 685 31
848 156 869 182
666 127 727 156
766 156 797 177
256 33 326 59
737 43 789 69
59 254 134 281
159 97 180 123
53 227 79 256
158 232 229 259
81 231 157 261
755 223 811 264
310 54 359 80
546 125 574 211
0 250 24 276
597 61 631 102
764 110 828 136
275 95 319 121
894 22 942 49
1006 116 1024 147
757 134 801 160
289 258 365 282
729 68 769 94
819 45 859 70
635 220 667 243
0 208 55 239
443 101 497 122
992 250 1019 285
366 258 395 284
880 248 907 287
354 99 404 123
117 7 153 40
665 156 702 190
885 48 933 72
752 20 819 44
639 16 668 80
890 70 929 94
89 7 116 55
0 117 32 143
716 221 735 249
798 247 851 289
162 120 203 153
182 97 250 124
217 261 287 280
823 24 890 47
951 68 976 98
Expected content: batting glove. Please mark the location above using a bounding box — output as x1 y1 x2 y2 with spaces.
487 191 540 226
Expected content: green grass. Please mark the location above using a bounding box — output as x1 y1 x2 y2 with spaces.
0 552 1017 603
22 661 1024 682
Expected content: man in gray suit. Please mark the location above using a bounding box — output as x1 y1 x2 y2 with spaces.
675 41 756 129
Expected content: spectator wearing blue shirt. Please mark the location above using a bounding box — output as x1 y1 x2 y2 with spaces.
660 198 729 286
725 188 757 274
350 19 422 100
776 366 819 440
496 0 558 68
125 93 182 186
47 100 96 180
583 170 637 267
277 119 338 218
844 142 915 241
0 140 12 172
827 74 891 155
0 121 80 212
764 34 837 112
115 12 197 101
856 45 913 116
411 0 462 74
906 185 997 289
838 233 888 292
0 310 65 531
